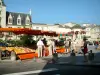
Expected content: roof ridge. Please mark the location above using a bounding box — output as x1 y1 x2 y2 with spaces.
6 11 30 15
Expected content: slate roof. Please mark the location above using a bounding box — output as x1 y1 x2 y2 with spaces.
6 11 32 25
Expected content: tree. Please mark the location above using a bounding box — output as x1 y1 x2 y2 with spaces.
72 24 81 28
20 34 33 46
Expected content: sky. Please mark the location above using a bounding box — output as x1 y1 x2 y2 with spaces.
4 0 100 25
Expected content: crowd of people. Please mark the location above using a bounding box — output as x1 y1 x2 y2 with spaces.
36 37 100 62
36 38 56 57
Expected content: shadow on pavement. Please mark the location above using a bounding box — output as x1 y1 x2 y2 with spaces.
38 51 100 75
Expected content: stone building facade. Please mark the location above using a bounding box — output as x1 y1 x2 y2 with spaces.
0 0 32 28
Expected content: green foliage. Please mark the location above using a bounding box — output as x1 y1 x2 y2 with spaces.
86 36 91 38
72 24 81 28
6 40 17 46
31 40 37 45
83 36 88 40
97 37 100 40
75 24 81 26
0 35 37 47
59 46 64 48
14 40 23 46
0 39 4 43
20 34 33 46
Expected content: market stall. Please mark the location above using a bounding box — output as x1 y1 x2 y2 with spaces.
0 28 58 60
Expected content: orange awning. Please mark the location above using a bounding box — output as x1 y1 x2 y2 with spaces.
0 28 58 36
0 28 25 32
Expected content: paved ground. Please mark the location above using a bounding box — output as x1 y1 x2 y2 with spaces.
0 60 100 75
42 45 100 64
0 45 100 75
0 59 100 75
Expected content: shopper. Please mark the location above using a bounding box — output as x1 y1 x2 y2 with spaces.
82 38 88 62
37 39 45 57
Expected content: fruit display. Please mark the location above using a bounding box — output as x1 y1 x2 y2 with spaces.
0 47 36 54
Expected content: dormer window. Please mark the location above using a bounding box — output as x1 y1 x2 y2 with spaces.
17 15 21 25
8 14 13 24
9 18 12 23
17 19 21 24
26 20 30 24
26 15 30 25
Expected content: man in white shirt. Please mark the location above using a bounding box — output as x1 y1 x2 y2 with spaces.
37 39 44 57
